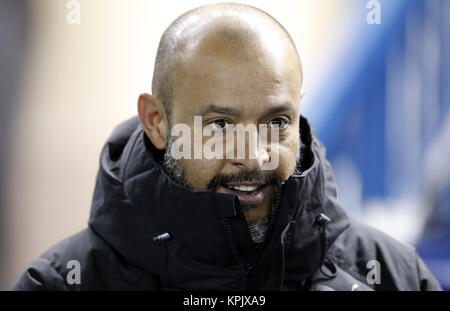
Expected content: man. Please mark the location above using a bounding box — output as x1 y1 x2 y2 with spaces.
12 3 440 291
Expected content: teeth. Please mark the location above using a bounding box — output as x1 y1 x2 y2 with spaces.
228 185 259 192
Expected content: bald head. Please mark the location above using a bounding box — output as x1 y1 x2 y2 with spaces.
152 3 303 122
138 3 304 224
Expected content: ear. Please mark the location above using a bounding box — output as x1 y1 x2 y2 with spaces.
137 93 168 150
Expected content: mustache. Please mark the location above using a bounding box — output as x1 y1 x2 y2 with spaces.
207 170 283 189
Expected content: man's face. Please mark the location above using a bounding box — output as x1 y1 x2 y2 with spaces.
165 36 302 225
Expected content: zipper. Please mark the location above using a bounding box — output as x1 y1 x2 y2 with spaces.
265 189 283 245
223 217 254 289
223 187 284 290
223 217 243 264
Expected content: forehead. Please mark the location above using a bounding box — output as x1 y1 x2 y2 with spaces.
171 45 301 120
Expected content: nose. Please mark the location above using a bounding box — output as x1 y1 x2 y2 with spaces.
227 132 271 171
231 149 270 171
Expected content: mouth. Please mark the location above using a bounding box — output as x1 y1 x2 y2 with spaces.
216 182 269 206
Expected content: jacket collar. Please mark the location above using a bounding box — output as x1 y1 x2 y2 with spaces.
88 115 350 289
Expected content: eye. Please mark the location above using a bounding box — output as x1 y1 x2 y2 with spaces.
208 119 230 130
268 117 289 130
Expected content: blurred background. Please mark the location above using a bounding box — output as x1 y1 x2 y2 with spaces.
0 0 448 290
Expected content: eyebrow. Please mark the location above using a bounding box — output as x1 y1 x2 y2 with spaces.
199 102 297 119
260 102 297 120
200 104 242 117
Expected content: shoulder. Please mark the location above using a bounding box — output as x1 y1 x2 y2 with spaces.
327 219 441 290
11 228 160 290
331 219 416 262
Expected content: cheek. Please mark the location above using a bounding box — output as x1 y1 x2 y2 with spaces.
181 158 223 190
273 133 299 180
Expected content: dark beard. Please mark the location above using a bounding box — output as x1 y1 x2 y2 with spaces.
206 170 283 191
162 135 302 190
162 134 303 243
162 134 190 189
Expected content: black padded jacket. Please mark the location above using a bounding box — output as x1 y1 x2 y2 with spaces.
11 116 442 291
